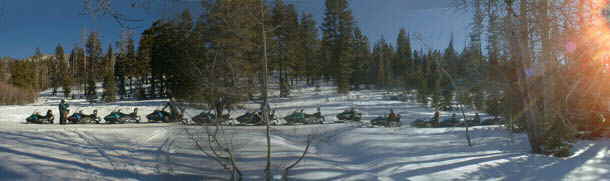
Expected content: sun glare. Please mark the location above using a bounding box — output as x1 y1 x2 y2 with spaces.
581 0 610 64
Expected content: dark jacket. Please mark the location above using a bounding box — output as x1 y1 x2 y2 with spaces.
59 102 69 113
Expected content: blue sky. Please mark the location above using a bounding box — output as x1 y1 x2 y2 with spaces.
0 0 471 59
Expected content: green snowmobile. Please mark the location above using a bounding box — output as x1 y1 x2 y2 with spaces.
284 109 325 125
104 108 140 124
26 110 54 124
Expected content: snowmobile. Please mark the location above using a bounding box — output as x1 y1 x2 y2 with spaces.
26 110 54 124
411 118 436 128
459 114 481 127
68 110 101 124
104 108 140 124
284 109 325 125
236 112 262 125
146 109 187 123
438 104 458 112
481 117 505 126
336 109 362 122
191 111 232 125
146 110 171 123
236 111 280 125
371 113 401 127
439 114 462 127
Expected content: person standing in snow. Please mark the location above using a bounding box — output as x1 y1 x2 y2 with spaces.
388 109 397 120
162 100 179 122
59 99 69 125
432 111 440 127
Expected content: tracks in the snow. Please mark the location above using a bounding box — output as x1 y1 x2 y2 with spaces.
72 130 146 179
0 122 180 132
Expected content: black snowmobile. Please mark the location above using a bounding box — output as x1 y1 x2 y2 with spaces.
26 110 54 124
411 118 435 128
146 110 171 123
336 108 362 122
371 111 401 127
146 110 186 123
439 114 461 127
236 112 262 125
104 108 140 124
68 110 101 124
236 110 279 125
192 111 233 125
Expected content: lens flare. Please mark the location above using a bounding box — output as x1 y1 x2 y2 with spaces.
580 0 610 64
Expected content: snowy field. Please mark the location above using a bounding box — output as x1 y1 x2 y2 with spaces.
0 87 608 180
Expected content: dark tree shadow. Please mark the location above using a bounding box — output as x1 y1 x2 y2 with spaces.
464 140 610 181
0 164 24 180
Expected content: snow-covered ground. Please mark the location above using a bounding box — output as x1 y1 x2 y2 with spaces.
0 86 608 180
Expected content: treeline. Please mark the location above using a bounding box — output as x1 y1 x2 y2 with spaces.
135 0 496 113
134 0 495 106
0 56 38 105
0 0 495 109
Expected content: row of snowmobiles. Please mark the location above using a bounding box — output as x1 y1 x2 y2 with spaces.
25 107 401 127
190 108 400 127
26 108 154 124
410 113 506 128
190 109 326 126
336 109 401 127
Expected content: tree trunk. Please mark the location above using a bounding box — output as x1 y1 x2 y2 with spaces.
518 0 543 154
541 0 554 132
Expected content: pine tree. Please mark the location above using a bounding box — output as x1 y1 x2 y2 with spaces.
272 0 298 97
33 48 44 91
125 37 137 98
85 32 102 98
374 44 386 89
197 0 265 114
75 48 87 98
62 51 75 99
415 50 432 104
396 28 413 90
139 27 156 98
102 45 117 102
115 48 126 99
114 31 130 100
150 20 174 98
86 80 96 103
285 4 302 88
0 58 5 83
52 44 65 96
321 0 356 94
298 12 321 86
173 9 197 100
351 27 370 89
147 10 198 100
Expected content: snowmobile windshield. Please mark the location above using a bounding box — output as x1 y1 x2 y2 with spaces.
296 113 305 119
112 113 121 119
28 115 39 120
